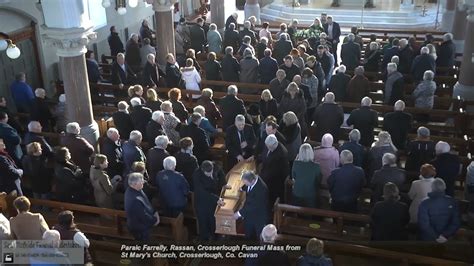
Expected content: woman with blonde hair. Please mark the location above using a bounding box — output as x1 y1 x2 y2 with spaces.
259 89 278 119
281 111 302 162
279 82 307 133
291 143 322 208
185 48 201 72
127 85 146 104
145 88 162 111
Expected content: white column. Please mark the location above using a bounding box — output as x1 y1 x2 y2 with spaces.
441 0 456 31
42 0 99 146
452 1 467 52
152 0 176 66
244 0 261 24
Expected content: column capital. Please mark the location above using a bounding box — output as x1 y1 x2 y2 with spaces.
42 25 97 57
148 0 176 12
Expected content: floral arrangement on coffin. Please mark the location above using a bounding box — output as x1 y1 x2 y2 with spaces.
294 25 324 42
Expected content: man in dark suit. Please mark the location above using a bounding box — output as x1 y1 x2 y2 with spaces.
225 114 256 169
259 49 279 84
23 121 53 159
125 173 159 240
259 134 289 206
225 13 238 30
180 113 210 163
328 65 351 102
341 33 361 71
273 34 293 65
122 130 146 174
30 88 54 132
221 47 240 82
146 135 169 182
383 100 412 150
346 97 378 147
175 137 199 189
398 39 414 74
101 128 124 178
323 16 341 63
382 38 399 69
234 171 269 240
411 46 436 82
255 120 287 160
111 53 137 89
155 156 190 217
279 55 301 82
112 101 134 140
436 33 456 68
312 92 344 143
328 150 366 213
269 70 290 102
108 26 124 57
129 98 152 138
370 182 409 241
142 53 164 88
239 21 258 46
245 224 291 266
223 23 240 53
189 17 207 53
219 85 246 130
85 50 102 83
193 160 227 240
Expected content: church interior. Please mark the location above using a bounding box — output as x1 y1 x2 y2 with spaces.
0 0 473 265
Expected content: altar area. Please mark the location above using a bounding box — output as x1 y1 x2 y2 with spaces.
260 0 440 29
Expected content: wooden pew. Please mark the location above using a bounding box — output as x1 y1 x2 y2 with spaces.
20 197 188 242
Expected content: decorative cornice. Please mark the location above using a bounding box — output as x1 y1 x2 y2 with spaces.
150 0 176 12
42 25 97 57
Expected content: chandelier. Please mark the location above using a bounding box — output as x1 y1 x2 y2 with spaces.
102 0 140 15
0 37 21 60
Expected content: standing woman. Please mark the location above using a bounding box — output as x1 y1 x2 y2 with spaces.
291 143 322 208
90 154 121 208
207 23 222 54
181 58 202 99
259 89 278 119
22 142 52 200
280 111 302 164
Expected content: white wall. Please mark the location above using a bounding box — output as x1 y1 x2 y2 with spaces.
0 0 154 96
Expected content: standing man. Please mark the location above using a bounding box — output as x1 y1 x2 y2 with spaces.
0 112 23 163
125 173 160 240
225 115 256 169
234 171 269 240
9 72 34 113
341 33 361 71
323 16 341 65
190 17 207 53
108 26 124 57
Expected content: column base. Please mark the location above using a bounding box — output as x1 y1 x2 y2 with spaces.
453 82 474 113
244 3 261 24
453 39 464 54
80 121 100 149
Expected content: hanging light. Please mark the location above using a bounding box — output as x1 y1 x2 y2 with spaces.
6 44 21 59
117 7 127 15
128 0 138 8
102 0 111 8
0 39 7 51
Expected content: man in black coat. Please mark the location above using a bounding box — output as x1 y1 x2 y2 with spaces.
190 18 207 53
346 97 378 147
112 101 134 140
239 21 258 46
370 182 409 241
323 16 341 63
225 114 256 169
223 23 240 53
269 70 290 102
146 110 164 145
341 33 361 71
398 39 415 74
108 26 124 57
273 34 293 65
259 134 289 206
125 173 159 240
234 171 269 240
328 65 351 102
225 13 238 30
146 135 170 183
142 53 164 88
86 50 102 83
102 128 124 177
175 137 199 189
0 138 23 195
180 113 210 164
384 63 405 105
221 47 240 82
312 92 344 142
279 55 301 82
129 98 152 139
193 160 226 240
370 153 406 203
111 53 137 88
30 88 54 132
411 46 436 82
383 100 412 150
219 85 246 130
259 49 279 84
382 38 400 68
23 121 53 159
436 33 456 68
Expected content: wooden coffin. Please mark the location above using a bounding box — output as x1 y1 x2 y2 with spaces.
215 161 256 235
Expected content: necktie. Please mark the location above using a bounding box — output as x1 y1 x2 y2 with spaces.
239 130 245 143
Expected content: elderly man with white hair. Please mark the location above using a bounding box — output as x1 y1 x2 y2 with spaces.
125 173 159 240
219 85 246 130
189 105 218 142
327 150 366 213
370 153 406 203
23 120 53 157
436 33 456 67
383 100 412 150
146 135 170 180
397 38 414 74
239 20 258 46
129 97 152 138
259 134 289 206
418 178 460 242
269 69 290 102
101 127 124 177
339 129 366 167
112 101 134 140
328 64 351 102
30 88 54 131
411 46 436 82
412 70 437 111
245 224 291 265
341 33 361 71
145 110 164 145
430 141 462 197
29 230 71 265
122 130 146 174
405 126 436 172
142 53 162 88
346 96 378 147
384 62 405 105
60 122 94 174
312 92 344 142
225 114 256 168
155 156 190 217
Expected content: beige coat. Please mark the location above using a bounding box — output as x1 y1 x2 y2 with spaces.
89 167 114 208
10 212 49 240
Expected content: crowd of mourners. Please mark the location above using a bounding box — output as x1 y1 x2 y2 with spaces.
0 12 472 266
